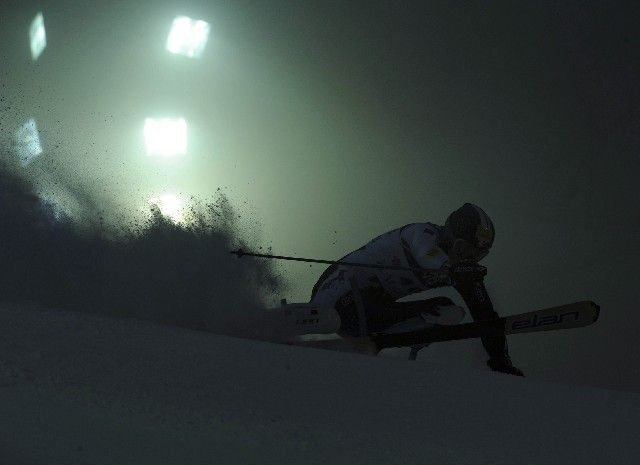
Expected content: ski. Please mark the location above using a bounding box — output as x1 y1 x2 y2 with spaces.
373 301 600 350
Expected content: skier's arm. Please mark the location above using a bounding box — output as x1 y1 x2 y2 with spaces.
451 265 524 376
453 276 507 358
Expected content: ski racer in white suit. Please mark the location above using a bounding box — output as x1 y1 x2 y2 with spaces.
311 203 523 376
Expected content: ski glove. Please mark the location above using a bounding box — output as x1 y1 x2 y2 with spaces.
487 356 524 377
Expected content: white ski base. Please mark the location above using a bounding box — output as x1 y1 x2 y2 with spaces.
253 302 341 341
1 303 639 465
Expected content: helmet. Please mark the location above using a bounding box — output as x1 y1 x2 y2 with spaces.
443 203 495 261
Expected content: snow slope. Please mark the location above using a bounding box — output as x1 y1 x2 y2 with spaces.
1 304 639 465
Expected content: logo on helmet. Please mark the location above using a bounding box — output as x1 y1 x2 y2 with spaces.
475 225 494 248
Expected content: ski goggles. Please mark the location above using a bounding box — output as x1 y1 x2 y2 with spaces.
451 238 489 262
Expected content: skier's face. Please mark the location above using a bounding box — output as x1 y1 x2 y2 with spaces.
449 238 489 263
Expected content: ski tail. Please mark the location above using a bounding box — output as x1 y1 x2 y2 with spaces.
373 301 599 350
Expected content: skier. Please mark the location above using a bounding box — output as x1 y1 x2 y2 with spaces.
310 203 524 376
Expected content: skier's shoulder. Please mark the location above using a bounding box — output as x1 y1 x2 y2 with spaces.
399 222 441 247
400 222 449 270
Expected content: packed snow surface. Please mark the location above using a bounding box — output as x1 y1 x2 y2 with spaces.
1 304 639 464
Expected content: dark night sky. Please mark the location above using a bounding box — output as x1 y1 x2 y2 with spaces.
1 1 639 391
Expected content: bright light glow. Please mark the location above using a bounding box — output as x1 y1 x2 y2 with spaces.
148 194 185 223
143 118 187 157
15 118 43 166
166 16 210 58
29 12 47 61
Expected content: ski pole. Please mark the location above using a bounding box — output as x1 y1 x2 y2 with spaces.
230 248 419 272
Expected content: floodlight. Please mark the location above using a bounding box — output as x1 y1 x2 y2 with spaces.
29 12 47 61
15 118 43 166
166 16 210 58
143 118 187 157
148 194 184 223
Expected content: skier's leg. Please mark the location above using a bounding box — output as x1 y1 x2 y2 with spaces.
382 297 463 360
334 288 396 355
387 297 465 327
388 297 460 322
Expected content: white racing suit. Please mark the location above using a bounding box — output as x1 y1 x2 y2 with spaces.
310 223 509 359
